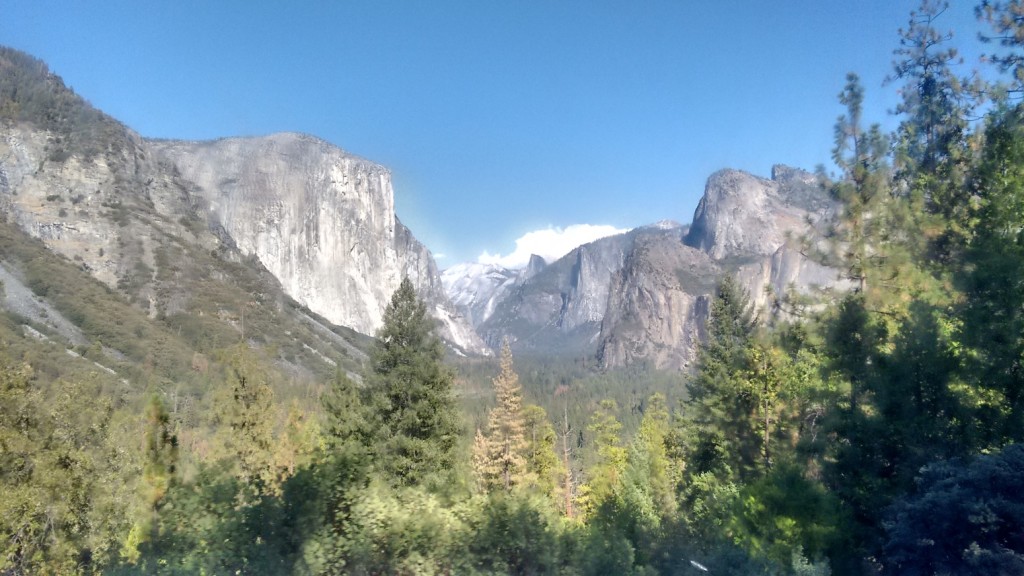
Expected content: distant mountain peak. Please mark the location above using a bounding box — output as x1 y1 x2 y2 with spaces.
524 254 547 278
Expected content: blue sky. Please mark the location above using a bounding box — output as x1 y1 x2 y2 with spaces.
1 1 987 266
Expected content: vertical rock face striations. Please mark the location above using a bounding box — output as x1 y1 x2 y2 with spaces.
446 166 840 369
2 48 840 369
0 47 483 355
472 229 639 356
596 230 717 370
145 134 484 353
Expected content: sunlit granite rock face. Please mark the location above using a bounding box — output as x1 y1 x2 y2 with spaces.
1 115 484 354
148 134 487 354
458 166 842 370
685 165 828 260
0 121 205 318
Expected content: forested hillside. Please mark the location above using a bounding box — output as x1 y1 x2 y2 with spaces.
6 1 1024 574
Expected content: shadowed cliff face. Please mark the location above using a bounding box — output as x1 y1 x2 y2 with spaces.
450 166 841 370
597 232 717 370
473 228 642 357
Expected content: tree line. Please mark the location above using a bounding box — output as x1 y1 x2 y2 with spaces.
6 1 1024 574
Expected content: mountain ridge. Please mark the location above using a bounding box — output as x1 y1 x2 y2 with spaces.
0 46 485 357
1 45 842 374
442 163 840 369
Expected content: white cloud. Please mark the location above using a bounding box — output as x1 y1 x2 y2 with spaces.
478 224 628 269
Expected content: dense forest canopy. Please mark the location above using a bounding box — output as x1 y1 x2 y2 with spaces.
5 1 1024 574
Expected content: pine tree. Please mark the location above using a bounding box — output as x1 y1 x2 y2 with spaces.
631 393 676 516
321 369 369 454
522 404 561 497
889 0 975 263
686 275 759 480
365 277 461 487
826 73 893 298
581 399 627 515
143 395 177 518
218 344 276 495
978 0 1024 99
473 341 529 492
472 426 499 491
959 105 1024 445
890 1 972 179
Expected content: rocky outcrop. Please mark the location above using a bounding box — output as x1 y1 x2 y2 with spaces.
142 134 473 350
597 233 715 370
144 134 486 354
685 165 828 260
0 121 205 318
0 56 483 354
454 166 840 369
475 225 680 357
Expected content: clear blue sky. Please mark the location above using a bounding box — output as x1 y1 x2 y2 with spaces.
1 1 986 265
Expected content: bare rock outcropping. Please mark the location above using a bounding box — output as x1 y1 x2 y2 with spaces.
448 166 840 369
146 134 484 354
1 123 484 354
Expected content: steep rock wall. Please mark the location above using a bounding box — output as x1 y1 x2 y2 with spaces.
148 134 485 354
597 233 715 370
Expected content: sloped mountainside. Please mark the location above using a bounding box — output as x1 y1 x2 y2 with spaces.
0 46 837 374
447 167 840 369
147 135 484 354
0 47 485 359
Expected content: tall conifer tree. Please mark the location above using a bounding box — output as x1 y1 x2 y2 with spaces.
686 275 759 480
826 73 893 298
218 344 276 495
365 277 461 487
889 0 974 263
473 341 528 492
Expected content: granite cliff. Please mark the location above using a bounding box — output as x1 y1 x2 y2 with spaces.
0 48 485 357
446 167 840 369
147 135 485 353
1 46 840 373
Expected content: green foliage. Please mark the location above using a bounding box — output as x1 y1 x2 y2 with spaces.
580 399 627 514
143 395 178 511
328 482 470 575
729 462 844 570
321 369 370 457
631 393 676 517
465 491 571 575
0 352 141 574
978 0 1024 98
884 445 1024 575
214 344 278 495
960 104 1024 445
889 1 975 265
522 404 562 497
686 275 760 480
364 278 463 488
825 74 896 299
